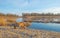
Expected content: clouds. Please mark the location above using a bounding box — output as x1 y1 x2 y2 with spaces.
0 0 60 15
40 7 60 14
10 0 28 7
0 0 29 13
22 7 60 14
1 0 28 8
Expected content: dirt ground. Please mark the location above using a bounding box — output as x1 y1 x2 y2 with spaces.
0 26 60 38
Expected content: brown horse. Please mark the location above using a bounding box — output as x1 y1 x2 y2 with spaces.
17 21 32 29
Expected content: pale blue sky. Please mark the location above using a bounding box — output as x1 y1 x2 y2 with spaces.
0 0 60 15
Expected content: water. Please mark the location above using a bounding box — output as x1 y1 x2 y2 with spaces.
16 18 23 22
28 22 60 32
16 18 60 32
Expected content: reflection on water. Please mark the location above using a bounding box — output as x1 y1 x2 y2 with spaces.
16 18 23 22
28 23 60 32
16 18 60 32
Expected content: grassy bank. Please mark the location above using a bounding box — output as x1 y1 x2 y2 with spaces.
0 26 60 38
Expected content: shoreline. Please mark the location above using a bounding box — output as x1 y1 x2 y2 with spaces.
0 26 60 38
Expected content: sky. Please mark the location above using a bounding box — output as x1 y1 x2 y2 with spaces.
0 0 60 15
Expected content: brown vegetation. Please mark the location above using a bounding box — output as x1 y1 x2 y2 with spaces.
0 26 60 38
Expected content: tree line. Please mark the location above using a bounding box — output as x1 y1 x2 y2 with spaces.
0 13 19 17
22 13 60 16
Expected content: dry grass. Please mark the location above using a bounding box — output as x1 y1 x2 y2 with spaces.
0 26 60 38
